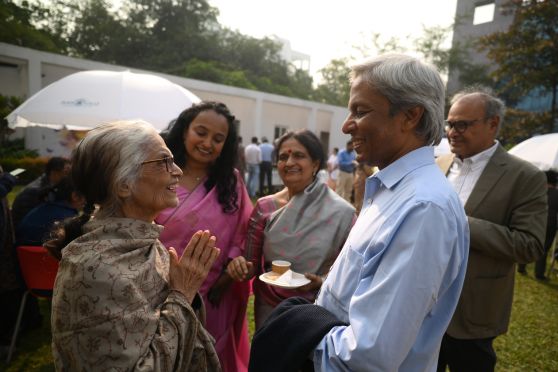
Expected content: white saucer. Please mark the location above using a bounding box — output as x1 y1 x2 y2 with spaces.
259 270 311 289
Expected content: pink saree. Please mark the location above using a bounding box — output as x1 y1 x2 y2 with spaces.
156 171 253 372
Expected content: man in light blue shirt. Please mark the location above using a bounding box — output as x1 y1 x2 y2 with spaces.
314 54 469 371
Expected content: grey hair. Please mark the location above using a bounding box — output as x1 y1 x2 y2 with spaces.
71 120 160 218
451 85 506 130
350 54 445 146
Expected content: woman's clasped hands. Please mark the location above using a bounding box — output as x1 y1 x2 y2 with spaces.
168 230 220 303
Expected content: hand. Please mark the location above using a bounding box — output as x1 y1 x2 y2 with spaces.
227 256 254 281
207 272 232 307
298 273 324 292
168 230 220 304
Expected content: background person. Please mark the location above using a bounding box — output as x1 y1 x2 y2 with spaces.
335 140 356 202
11 157 70 228
46 121 221 371
326 147 339 190
436 87 547 372
227 130 355 329
16 176 85 246
235 135 246 182
156 102 253 372
244 136 261 198
258 136 274 196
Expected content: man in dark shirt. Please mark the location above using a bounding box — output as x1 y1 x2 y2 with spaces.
11 157 70 227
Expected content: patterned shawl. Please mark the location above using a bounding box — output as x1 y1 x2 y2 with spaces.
51 217 221 371
257 178 355 303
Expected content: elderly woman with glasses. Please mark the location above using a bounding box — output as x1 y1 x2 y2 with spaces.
46 121 222 371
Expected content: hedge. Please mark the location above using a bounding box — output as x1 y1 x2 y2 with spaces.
0 156 48 184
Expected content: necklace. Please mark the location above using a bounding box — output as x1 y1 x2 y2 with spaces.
184 167 205 182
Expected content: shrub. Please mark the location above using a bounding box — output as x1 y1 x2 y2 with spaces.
1 156 47 184
0 138 39 158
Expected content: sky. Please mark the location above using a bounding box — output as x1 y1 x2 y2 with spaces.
208 0 458 81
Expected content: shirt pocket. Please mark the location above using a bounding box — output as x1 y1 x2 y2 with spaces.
326 246 365 313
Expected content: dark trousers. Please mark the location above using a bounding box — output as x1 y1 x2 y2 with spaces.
259 161 272 195
437 334 496 372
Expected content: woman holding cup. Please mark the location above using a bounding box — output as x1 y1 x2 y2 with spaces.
227 130 355 329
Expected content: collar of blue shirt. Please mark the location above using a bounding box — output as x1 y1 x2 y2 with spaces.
365 146 435 200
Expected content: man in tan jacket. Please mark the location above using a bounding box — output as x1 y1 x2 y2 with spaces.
436 87 547 372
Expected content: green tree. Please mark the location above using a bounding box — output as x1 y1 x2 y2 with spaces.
0 0 64 52
478 0 558 133
314 58 351 106
63 0 137 65
179 59 256 90
2 0 315 101
288 68 315 100
60 0 221 70
0 95 22 146
312 26 488 107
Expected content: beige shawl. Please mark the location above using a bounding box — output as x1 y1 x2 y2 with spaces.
51 217 221 371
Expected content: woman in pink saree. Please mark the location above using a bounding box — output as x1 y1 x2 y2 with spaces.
155 102 253 372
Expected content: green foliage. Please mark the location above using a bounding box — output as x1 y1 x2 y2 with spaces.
0 94 23 145
359 33 407 55
499 109 550 146
314 59 351 107
0 138 38 158
2 0 318 102
0 155 46 183
451 56 493 89
179 59 256 90
478 0 558 133
0 0 63 51
287 68 315 101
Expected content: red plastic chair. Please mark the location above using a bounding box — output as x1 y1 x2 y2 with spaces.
6 246 59 364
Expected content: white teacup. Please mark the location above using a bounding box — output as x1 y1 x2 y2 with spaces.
271 260 291 275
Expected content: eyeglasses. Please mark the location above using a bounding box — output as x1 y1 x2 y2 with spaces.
444 119 480 134
141 156 175 173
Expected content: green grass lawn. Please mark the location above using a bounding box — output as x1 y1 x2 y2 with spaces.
2 186 557 371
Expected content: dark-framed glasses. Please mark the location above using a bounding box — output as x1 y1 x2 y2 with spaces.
444 119 480 134
141 156 175 172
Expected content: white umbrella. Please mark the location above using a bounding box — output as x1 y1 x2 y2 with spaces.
7 70 200 131
508 133 558 171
